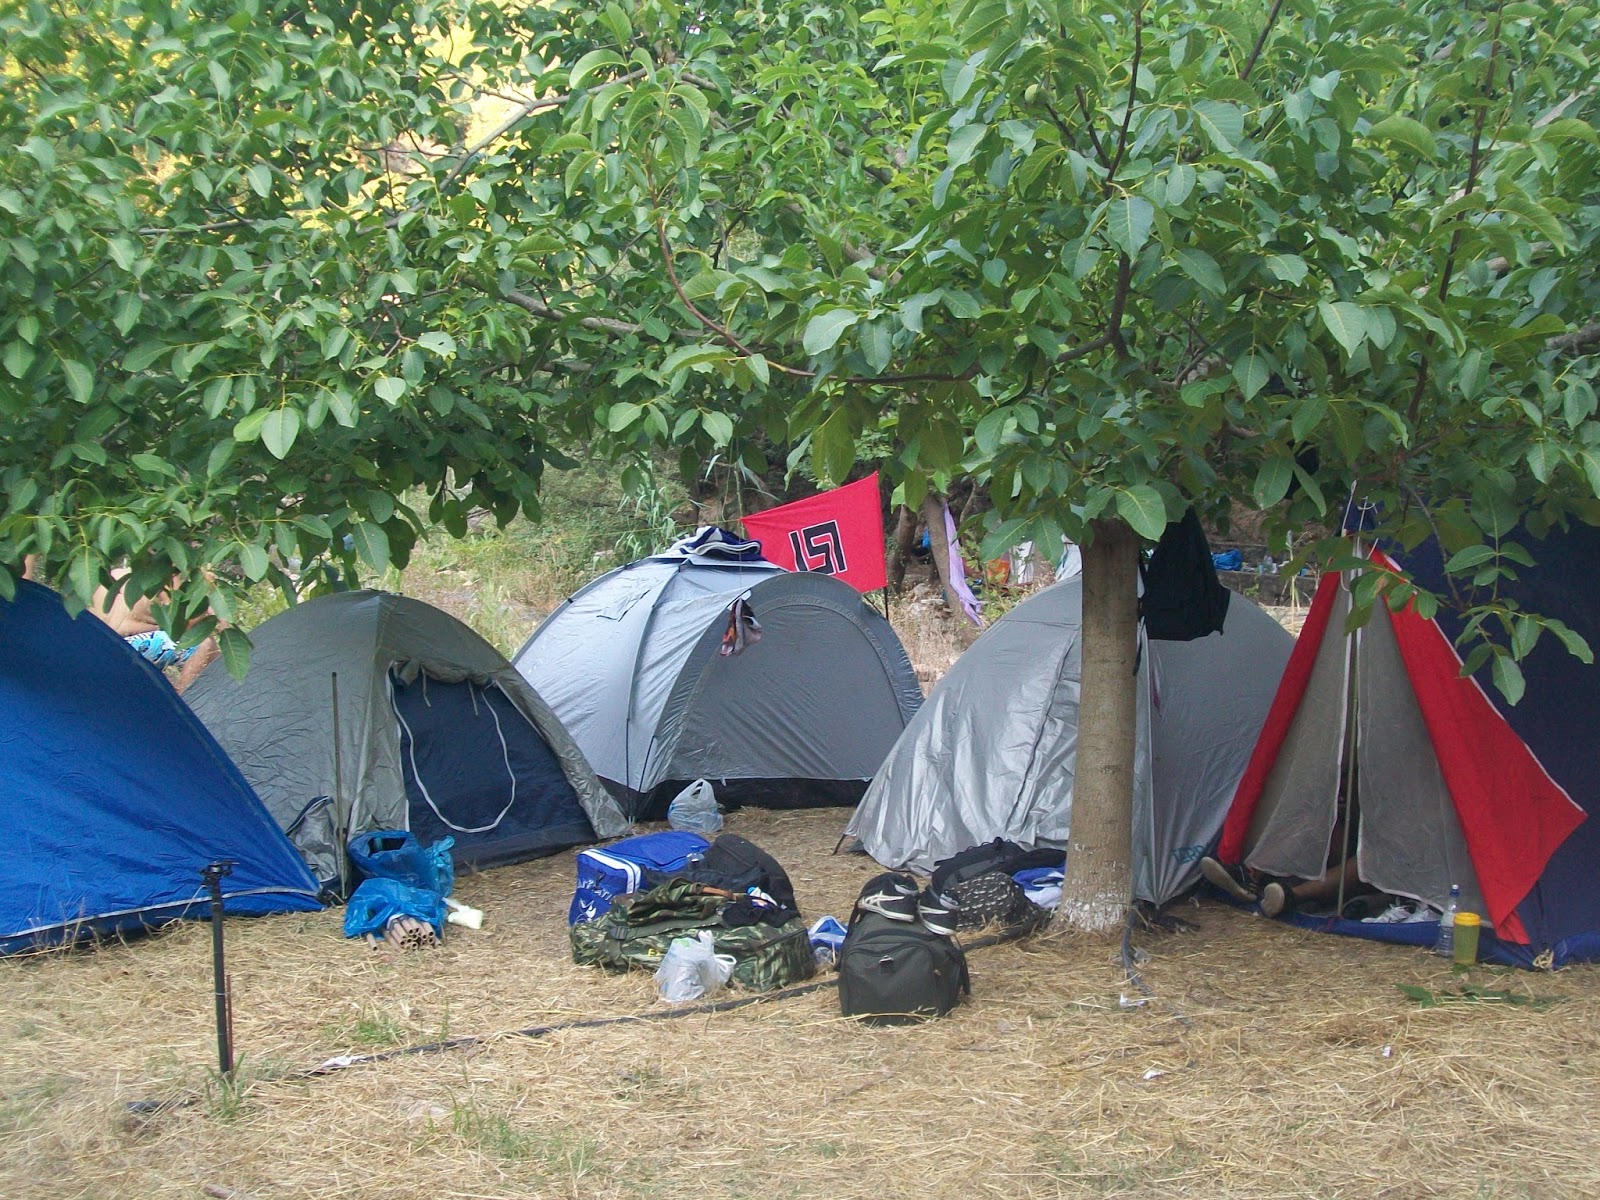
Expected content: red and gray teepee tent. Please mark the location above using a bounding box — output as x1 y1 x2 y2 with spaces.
1215 518 1600 967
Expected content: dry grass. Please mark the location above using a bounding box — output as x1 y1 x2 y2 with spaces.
3 806 1598 1200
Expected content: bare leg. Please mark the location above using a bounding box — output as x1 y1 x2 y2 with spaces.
175 637 220 693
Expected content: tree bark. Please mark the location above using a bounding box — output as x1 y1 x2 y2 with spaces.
887 504 918 592
920 492 974 630
1058 517 1141 935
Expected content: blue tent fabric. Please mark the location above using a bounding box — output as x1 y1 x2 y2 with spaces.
1398 522 1600 961
0 582 322 953
390 672 597 868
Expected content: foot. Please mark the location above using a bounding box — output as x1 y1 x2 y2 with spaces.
1200 856 1259 904
1259 881 1295 918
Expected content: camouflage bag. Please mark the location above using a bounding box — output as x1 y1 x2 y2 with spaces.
570 878 815 991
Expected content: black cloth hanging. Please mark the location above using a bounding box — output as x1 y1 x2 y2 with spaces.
1139 508 1230 641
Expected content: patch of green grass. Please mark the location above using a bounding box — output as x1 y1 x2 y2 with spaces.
0 1077 69 1136
445 1095 600 1177
324 1007 410 1049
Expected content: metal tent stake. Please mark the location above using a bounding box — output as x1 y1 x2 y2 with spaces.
201 860 237 1077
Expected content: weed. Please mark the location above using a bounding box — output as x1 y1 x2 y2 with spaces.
325 1007 410 1048
1396 983 1563 1009
0 1077 69 1135
445 1095 600 1178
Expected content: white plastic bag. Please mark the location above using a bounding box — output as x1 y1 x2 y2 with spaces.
667 778 722 834
654 931 736 1003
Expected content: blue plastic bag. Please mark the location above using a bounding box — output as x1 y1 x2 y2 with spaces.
348 831 455 898
343 877 447 940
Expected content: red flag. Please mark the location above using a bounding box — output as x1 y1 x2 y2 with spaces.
740 474 887 594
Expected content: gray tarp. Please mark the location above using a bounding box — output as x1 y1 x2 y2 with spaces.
846 577 1294 904
185 591 626 886
514 556 923 801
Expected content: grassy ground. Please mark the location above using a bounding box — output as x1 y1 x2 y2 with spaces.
6 497 1598 1198
2 807 1597 1200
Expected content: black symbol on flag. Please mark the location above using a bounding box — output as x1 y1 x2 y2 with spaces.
789 521 849 575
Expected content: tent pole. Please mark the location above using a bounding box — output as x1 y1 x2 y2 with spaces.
1335 566 1361 919
331 672 345 888
878 588 891 622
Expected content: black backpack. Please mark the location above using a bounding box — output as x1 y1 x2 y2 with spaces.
675 833 799 917
837 911 970 1024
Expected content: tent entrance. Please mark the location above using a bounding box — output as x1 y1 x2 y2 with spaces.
1241 580 1483 917
388 671 596 870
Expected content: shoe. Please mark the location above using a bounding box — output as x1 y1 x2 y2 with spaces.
1363 900 1414 924
855 872 919 922
1199 856 1259 904
1259 881 1296 918
916 888 959 936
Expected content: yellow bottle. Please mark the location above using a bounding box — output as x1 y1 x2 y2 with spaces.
1452 911 1482 965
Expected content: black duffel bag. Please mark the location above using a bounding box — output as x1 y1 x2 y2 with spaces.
837 910 970 1024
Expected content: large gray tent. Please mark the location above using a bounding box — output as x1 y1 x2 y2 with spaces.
514 549 923 818
847 577 1294 904
186 591 627 888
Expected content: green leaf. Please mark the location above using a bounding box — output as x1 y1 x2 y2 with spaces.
1368 114 1438 160
60 359 93 404
1580 448 1600 499
1319 301 1369 357
417 331 456 357
1106 196 1155 257
811 408 855 486
701 410 734 445
217 627 252 681
3 341 33 379
1233 353 1270 401
1192 100 1243 154
1445 545 1496 572
238 542 270 582
1264 254 1308 285
947 122 987 168
803 309 860 356
745 353 770 386
260 408 301 459
373 376 407 403
1525 442 1558 484
569 49 625 89
348 521 391 573
1490 652 1525 705
1173 248 1224 296
607 401 642 431
246 163 272 197
1114 485 1167 541
1253 453 1294 508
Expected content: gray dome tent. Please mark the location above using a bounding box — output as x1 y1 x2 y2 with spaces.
514 550 923 818
186 591 627 888
846 576 1294 905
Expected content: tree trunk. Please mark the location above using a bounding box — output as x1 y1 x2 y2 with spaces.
887 504 918 592
1057 517 1141 935
920 492 975 630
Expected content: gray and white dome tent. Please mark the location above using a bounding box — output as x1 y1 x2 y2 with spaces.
846 575 1294 905
186 591 627 889
514 534 923 819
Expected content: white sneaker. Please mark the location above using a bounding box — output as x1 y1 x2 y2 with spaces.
1363 901 1416 924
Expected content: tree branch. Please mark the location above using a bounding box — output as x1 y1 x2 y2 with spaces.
1105 5 1146 183
1072 88 1113 170
432 68 651 198
1546 321 1600 354
1239 0 1287 82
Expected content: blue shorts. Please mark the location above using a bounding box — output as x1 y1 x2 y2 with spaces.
125 630 195 668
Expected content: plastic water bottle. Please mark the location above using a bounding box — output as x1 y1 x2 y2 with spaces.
1434 884 1460 957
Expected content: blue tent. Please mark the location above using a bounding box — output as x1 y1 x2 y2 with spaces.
0 582 322 953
